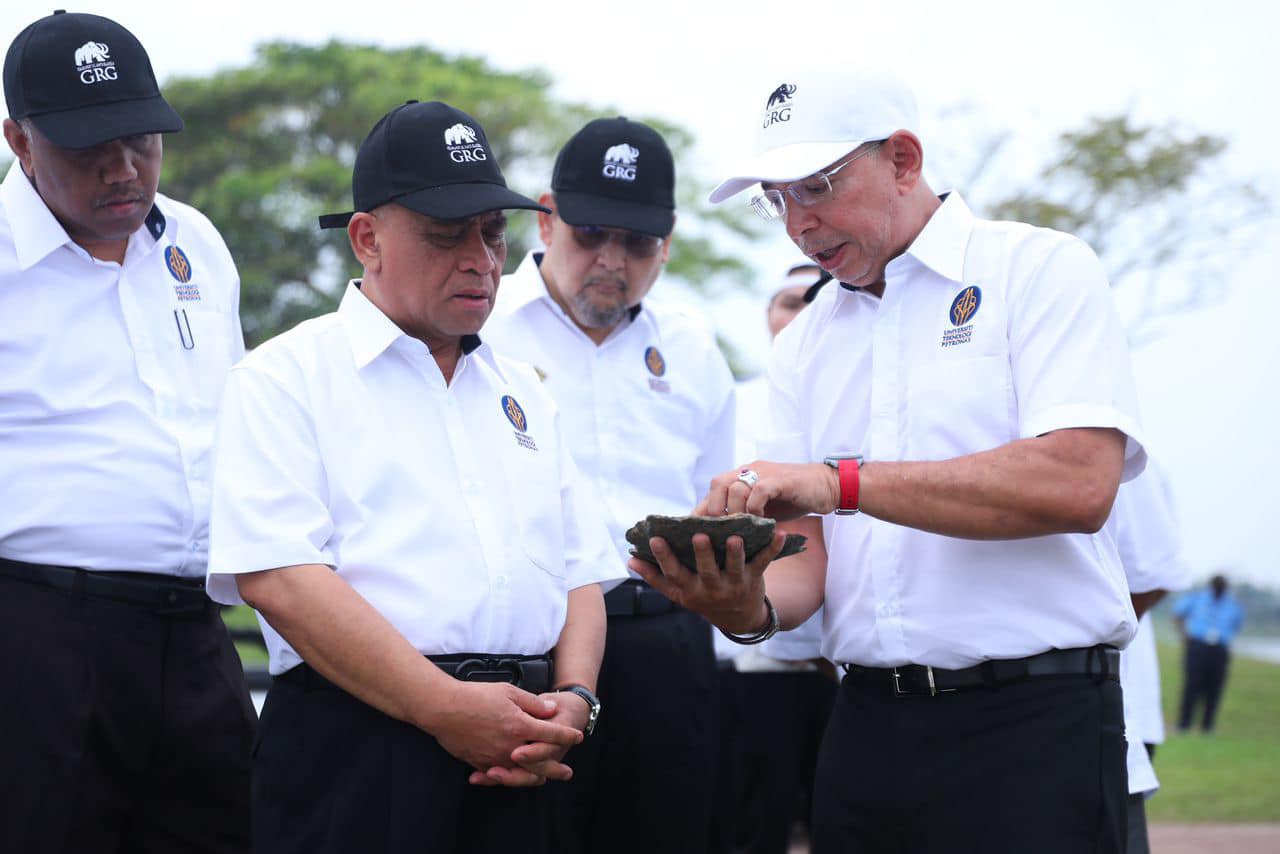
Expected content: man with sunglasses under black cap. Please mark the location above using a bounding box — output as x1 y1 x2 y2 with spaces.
1 11 253 853
484 117 735 854
630 66 1146 854
206 99 623 854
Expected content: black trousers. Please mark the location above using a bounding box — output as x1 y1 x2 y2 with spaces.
553 606 719 854
0 573 254 854
253 670 552 854
1126 793 1150 854
710 667 837 854
1178 638 1230 732
811 671 1128 854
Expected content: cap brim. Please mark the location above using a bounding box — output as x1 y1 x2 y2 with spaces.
29 95 183 150
318 182 550 230
554 191 674 238
398 182 550 220
707 140 871 204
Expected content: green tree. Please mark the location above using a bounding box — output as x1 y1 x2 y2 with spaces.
960 115 1268 345
159 41 757 346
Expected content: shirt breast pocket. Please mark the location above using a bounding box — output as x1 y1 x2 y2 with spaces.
172 307 235 411
905 354 1016 459
503 445 568 579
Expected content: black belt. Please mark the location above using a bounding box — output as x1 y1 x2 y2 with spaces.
604 579 679 617
843 646 1120 697
279 653 553 695
0 556 215 617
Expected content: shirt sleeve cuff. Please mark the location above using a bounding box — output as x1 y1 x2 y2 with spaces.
1021 405 1147 481
206 542 334 605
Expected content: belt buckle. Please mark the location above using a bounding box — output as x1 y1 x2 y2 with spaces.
455 657 522 685
891 666 952 697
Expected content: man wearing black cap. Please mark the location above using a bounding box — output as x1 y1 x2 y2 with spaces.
206 100 623 853
484 117 736 854
0 11 253 853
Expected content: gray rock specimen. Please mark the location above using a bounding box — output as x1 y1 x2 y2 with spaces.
626 513 807 569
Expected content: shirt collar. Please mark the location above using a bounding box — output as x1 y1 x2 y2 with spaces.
339 280 484 369
2 160 171 270
509 249 644 322
889 191 975 283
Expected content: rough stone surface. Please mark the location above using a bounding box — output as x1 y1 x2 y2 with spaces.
626 513 807 568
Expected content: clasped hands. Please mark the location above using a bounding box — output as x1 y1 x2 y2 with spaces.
434 678 592 788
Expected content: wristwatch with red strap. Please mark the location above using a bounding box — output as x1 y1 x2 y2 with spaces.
822 454 864 515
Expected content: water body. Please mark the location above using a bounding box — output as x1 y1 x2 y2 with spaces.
1235 637 1280 664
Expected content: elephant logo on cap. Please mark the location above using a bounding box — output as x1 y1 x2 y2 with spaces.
766 84 797 109
604 144 640 165
74 41 111 66
444 124 478 146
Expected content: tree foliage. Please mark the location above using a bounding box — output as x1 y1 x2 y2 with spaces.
978 115 1268 344
159 41 756 345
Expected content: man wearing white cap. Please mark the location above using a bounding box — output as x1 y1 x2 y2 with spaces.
631 67 1145 853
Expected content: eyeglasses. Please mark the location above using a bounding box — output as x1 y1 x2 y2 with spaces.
569 224 665 258
749 141 885 222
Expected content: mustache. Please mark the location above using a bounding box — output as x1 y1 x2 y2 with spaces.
92 189 147 209
583 274 628 293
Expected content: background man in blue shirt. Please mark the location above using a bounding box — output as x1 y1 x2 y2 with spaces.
1173 575 1245 733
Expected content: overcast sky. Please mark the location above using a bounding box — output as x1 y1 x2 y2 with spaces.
5 0 1277 589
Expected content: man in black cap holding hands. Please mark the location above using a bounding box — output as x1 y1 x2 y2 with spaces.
485 117 736 854
207 100 623 853
1 11 252 853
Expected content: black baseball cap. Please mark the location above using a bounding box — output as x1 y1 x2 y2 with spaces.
4 10 182 149
551 117 675 238
319 100 548 229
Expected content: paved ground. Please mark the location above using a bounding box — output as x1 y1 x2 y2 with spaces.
787 823 1280 852
1149 822 1280 853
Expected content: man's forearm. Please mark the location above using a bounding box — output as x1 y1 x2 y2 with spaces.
552 583 607 692
1131 589 1166 619
859 427 1127 540
767 516 827 632
236 563 456 733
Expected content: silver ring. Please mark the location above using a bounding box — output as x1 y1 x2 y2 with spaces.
737 468 759 488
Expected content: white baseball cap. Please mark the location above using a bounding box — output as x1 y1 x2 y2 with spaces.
708 66 919 204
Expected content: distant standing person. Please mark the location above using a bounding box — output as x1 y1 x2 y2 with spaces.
1174 574 1244 733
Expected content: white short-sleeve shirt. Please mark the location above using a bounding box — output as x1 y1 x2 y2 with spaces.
1110 464 1190 795
484 252 737 574
0 161 244 577
207 282 623 674
766 193 1147 669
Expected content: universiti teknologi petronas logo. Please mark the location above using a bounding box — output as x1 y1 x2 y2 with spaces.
644 346 670 394
502 395 538 451
165 246 201 301
941 286 982 348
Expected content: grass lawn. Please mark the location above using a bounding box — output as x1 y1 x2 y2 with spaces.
222 604 269 667
1147 639 1280 822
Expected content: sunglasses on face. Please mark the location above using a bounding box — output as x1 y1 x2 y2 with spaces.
569 224 665 258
